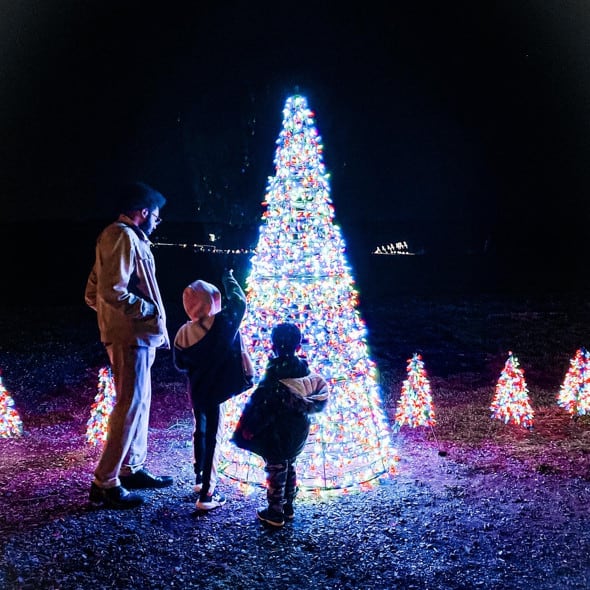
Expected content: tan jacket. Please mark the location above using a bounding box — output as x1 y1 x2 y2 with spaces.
84 215 169 348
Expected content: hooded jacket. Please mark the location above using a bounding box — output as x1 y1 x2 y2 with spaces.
231 354 329 461
173 271 248 409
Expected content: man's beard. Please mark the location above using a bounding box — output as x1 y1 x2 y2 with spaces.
139 219 153 236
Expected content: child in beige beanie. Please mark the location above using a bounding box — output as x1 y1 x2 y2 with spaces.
175 280 222 350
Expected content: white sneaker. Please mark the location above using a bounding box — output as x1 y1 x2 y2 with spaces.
196 492 226 511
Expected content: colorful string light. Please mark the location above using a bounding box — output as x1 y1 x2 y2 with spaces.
86 366 116 446
394 353 436 429
0 370 23 438
557 347 590 416
490 351 534 429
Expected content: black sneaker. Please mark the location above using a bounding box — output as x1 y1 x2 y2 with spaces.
119 468 173 489
257 508 285 527
196 492 226 511
283 503 295 520
89 483 144 509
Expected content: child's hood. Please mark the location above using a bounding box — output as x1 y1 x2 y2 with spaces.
279 373 329 403
182 280 222 321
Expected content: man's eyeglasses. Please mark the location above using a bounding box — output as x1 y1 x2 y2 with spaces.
150 212 163 225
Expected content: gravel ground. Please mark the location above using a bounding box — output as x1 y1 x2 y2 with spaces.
1 294 590 589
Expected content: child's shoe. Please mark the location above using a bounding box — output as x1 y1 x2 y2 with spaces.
257 507 285 527
283 502 295 520
284 485 298 520
196 491 226 511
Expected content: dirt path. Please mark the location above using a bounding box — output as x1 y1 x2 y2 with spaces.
1 421 590 589
2 296 590 588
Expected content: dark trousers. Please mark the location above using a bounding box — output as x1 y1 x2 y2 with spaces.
192 404 221 499
264 457 298 513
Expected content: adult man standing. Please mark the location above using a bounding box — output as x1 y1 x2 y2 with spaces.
85 181 173 509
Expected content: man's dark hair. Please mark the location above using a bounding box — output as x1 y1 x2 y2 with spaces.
271 323 302 356
118 182 166 215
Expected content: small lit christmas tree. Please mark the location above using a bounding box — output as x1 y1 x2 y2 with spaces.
219 94 398 494
0 370 23 438
557 347 590 416
490 351 534 429
86 366 116 446
394 353 436 429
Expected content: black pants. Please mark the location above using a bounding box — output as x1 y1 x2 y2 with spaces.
264 457 298 513
192 404 220 500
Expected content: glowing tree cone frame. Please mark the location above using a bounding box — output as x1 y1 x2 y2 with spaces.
0 371 23 438
557 347 590 417
394 353 436 429
86 366 116 446
490 351 534 429
219 95 399 494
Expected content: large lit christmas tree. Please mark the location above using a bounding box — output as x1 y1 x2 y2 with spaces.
219 94 398 494
557 347 590 417
394 353 436 429
490 351 534 429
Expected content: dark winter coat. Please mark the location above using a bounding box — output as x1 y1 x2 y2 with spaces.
231 355 329 462
173 274 250 409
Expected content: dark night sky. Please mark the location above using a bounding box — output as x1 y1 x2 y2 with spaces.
1 1 590 260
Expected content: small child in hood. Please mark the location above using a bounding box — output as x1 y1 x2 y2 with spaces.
174 269 249 512
231 322 329 526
